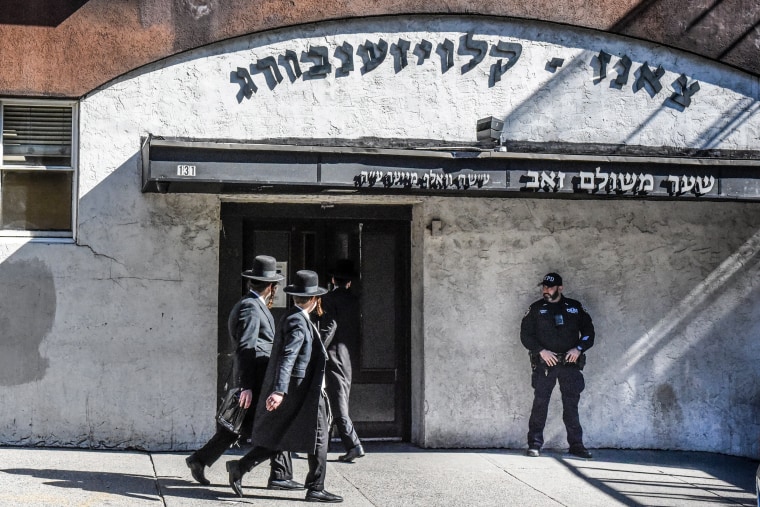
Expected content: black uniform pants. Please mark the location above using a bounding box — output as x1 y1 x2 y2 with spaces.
527 364 585 449
239 392 330 491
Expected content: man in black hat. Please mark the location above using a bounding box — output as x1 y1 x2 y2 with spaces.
520 272 595 459
226 270 343 503
320 259 364 462
185 255 300 491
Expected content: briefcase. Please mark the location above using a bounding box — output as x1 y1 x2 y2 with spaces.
216 388 248 435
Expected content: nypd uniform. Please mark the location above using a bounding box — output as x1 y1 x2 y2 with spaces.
520 277 595 453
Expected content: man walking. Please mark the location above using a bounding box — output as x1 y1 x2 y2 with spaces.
520 272 595 459
185 255 300 491
226 270 343 503
321 259 364 463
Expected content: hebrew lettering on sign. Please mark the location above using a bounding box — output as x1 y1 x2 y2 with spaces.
236 66 257 98
283 50 302 79
306 46 332 77
670 74 701 108
335 42 354 76
597 50 612 79
416 39 433 64
578 168 654 194
615 55 632 86
256 56 284 86
461 32 488 74
667 175 715 196
634 61 665 95
354 170 491 190
455 173 491 189
547 57 564 71
525 170 566 192
358 39 389 74
490 41 522 86
439 38 455 73
231 37 698 110
392 38 411 71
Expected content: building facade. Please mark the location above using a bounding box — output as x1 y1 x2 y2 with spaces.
1 2 759 458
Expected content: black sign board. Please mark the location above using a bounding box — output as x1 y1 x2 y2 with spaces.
141 136 760 200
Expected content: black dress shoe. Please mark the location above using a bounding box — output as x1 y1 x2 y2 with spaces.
306 489 343 503
226 460 245 497
185 456 210 485
337 444 365 463
268 478 305 490
568 447 593 459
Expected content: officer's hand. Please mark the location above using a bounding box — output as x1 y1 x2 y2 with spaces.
539 349 558 366
565 348 581 363
239 389 254 409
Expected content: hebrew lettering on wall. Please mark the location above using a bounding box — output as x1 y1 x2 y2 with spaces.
358 39 388 74
233 34 524 99
232 34 699 110
593 51 698 106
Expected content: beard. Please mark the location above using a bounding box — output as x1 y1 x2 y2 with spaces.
543 288 560 302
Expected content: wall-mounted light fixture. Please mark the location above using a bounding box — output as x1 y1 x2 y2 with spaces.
429 219 442 237
476 116 506 151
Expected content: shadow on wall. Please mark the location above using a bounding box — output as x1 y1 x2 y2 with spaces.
494 17 758 152
0 258 54 385
0 147 218 449
612 0 760 65
0 0 90 26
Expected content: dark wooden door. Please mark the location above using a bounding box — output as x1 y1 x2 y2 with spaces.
218 203 411 440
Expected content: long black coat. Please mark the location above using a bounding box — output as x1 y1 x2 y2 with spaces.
320 287 360 382
252 306 327 454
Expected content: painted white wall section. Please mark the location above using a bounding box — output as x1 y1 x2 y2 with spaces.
0 15 757 457
420 197 760 458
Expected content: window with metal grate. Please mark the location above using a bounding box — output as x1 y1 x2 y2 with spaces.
0 101 76 237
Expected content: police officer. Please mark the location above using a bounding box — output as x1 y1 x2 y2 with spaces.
520 272 595 459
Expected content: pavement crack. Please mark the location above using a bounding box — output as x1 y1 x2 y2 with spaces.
148 452 168 507
330 463 377 505
480 453 568 506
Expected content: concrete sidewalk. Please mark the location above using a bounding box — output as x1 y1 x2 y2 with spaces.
0 443 756 506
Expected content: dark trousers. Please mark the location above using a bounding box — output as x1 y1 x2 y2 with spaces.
527 364 585 449
239 393 330 491
325 369 360 451
190 356 292 481
191 423 293 480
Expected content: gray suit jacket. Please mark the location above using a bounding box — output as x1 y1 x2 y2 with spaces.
227 291 276 390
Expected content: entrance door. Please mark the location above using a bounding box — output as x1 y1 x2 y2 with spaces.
218 203 411 440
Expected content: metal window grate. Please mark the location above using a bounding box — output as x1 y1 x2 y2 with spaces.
2 105 72 166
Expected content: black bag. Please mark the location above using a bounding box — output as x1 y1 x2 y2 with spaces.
216 388 248 435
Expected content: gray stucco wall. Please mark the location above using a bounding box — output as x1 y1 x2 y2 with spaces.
419 197 760 458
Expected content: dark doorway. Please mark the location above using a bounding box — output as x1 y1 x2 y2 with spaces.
218 203 411 440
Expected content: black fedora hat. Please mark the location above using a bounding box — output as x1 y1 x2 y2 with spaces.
242 255 285 282
284 270 328 296
331 259 357 279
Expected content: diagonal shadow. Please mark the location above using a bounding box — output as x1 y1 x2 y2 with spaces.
0 467 239 502
555 454 756 506
0 0 90 27
610 0 760 73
